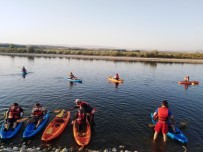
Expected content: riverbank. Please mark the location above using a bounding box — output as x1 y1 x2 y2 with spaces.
0 142 135 152
1 52 203 64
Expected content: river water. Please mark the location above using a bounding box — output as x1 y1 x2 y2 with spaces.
0 55 203 152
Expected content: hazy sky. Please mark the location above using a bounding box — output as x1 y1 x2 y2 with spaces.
1 0 203 51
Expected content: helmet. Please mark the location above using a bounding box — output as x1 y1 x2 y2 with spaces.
74 99 81 104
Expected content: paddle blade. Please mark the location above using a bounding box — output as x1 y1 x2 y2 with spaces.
179 122 187 126
17 117 30 122
149 124 155 128
56 109 65 118
52 109 62 113
78 146 85 151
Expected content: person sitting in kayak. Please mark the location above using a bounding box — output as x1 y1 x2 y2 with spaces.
69 72 77 80
184 76 189 82
72 107 87 136
153 100 177 142
22 66 27 73
4 103 24 131
28 103 47 130
114 73 119 80
74 99 95 126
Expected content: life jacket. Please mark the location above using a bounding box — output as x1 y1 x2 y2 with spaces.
33 106 43 117
79 102 92 113
76 109 85 124
8 106 21 119
158 107 169 122
115 74 119 80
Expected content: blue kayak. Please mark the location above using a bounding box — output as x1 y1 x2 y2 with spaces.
64 77 82 83
0 122 23 139
23 113 50 139
150 113 188 143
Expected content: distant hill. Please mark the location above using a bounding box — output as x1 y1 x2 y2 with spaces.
0 43 202 52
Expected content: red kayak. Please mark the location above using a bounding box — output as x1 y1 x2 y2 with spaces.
178 81 199 85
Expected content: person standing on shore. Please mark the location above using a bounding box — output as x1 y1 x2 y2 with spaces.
74 99 95 125
72 106 87 135
153 100 176 142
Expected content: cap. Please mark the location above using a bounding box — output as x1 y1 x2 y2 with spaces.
74 99 81 103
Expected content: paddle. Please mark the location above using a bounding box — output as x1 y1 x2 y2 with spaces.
16 117 32 123
148 122 187 128
51 107 75 114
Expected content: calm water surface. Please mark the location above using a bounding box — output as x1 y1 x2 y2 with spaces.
0 55 203 151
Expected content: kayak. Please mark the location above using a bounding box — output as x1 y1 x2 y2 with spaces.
41 111 70 142
178 81 199 85
150 113 188 143
73 118 91 146
0 122 23 139
108 76 124 83
23 113 50 139
64 77 82 83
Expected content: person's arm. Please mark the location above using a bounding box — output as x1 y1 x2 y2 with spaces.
31 109 35 117
71 113 78 124
153 109 158 120
20 107 24 118
42 107 47 114
5 110 9 120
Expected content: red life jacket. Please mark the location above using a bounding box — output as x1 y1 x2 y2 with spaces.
8 106 20 119
33 106 43 117
158 107 169 122
76 110 85 124
115 74 119 80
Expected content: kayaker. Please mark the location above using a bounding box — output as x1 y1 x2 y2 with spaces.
69 72 77 80
153 100 177 142
22 66 27 73
74 99 95 125
29 103 47 129
4 103 24 131
72 107 87 135
184 76 189 82
114 73 119 80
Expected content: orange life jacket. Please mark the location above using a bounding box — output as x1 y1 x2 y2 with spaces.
33 106 43 117
8 106 21 119
158 107 169 122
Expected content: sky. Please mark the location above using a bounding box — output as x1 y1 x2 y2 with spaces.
1 0 203 51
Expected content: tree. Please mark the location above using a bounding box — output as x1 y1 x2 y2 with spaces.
27 46 35 53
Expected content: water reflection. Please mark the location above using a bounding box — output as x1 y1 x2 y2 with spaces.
22 73 27 78
27 56 35 61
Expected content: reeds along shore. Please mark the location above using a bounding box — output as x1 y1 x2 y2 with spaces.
1 52 203 64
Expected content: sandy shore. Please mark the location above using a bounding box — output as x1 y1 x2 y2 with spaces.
1 52 203 64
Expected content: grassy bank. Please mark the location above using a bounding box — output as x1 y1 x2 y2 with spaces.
0 44 203 63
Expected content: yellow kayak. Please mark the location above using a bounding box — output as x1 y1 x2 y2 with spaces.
108 76 124 83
